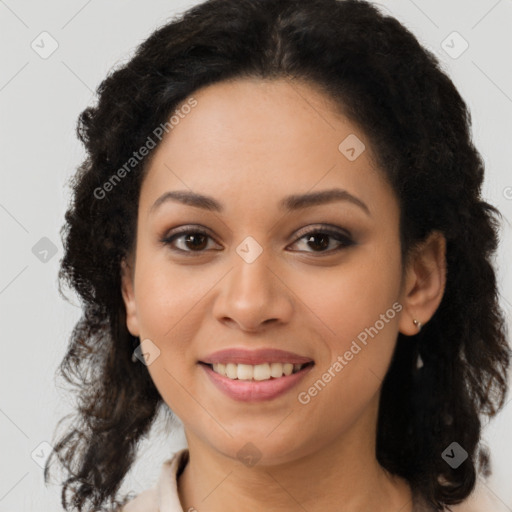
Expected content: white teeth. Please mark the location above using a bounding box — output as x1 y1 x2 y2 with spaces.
226 363 237 379
253 363 271 381
237 364 253 380
211 362 307 380
283 363 293 376
270 362 284 378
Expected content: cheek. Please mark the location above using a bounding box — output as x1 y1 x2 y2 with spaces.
131 256 209 396
293 246 402 343
133 260 207 412
291 240 403 408
133 246 212 341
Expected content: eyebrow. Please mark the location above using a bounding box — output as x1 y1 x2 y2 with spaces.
150 188 370 216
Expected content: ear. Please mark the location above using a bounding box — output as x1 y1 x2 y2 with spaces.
120 257 140 337
398 230 447 336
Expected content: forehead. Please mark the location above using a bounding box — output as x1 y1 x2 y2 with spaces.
139 77 395 218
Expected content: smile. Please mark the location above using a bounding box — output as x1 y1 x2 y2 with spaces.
198 361 315 402
209 362 310 380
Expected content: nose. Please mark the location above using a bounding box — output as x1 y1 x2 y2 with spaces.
213 251 294 332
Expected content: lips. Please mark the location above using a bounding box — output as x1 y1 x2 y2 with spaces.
198 348 315 402
200 361 314 402
199 348 314 366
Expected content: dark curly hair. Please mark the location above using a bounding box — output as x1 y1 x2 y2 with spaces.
45 0 511 510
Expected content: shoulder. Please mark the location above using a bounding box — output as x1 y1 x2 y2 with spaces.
121 487 159 512
449 479 510 512
120 448 189 512
413 478 510 512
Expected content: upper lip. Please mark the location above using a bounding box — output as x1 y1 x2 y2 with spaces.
200 348 314 366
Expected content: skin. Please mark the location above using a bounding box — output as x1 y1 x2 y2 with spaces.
121 77 446 512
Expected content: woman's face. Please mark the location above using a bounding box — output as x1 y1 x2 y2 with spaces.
122 77 412 464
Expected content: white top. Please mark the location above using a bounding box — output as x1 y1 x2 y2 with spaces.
121 449 189 512
120 448 506 512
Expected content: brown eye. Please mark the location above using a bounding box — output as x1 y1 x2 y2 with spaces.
161 227 220 254
180 232 209 250
290 226 354 254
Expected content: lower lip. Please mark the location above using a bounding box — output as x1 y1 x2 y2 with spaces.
199 363 314 402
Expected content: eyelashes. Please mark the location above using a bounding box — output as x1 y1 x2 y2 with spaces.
161 227 217 253
290 225 355 254
159 224 355 256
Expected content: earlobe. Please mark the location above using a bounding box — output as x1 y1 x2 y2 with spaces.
398 231 447 336
120 258 140 337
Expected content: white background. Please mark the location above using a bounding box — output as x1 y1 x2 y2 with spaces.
1 1 511 510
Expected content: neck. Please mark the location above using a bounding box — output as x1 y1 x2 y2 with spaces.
177 400 413 512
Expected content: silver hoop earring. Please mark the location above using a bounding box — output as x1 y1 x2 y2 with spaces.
412 319 423 332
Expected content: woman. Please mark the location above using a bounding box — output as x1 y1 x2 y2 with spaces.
45 0 510 511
